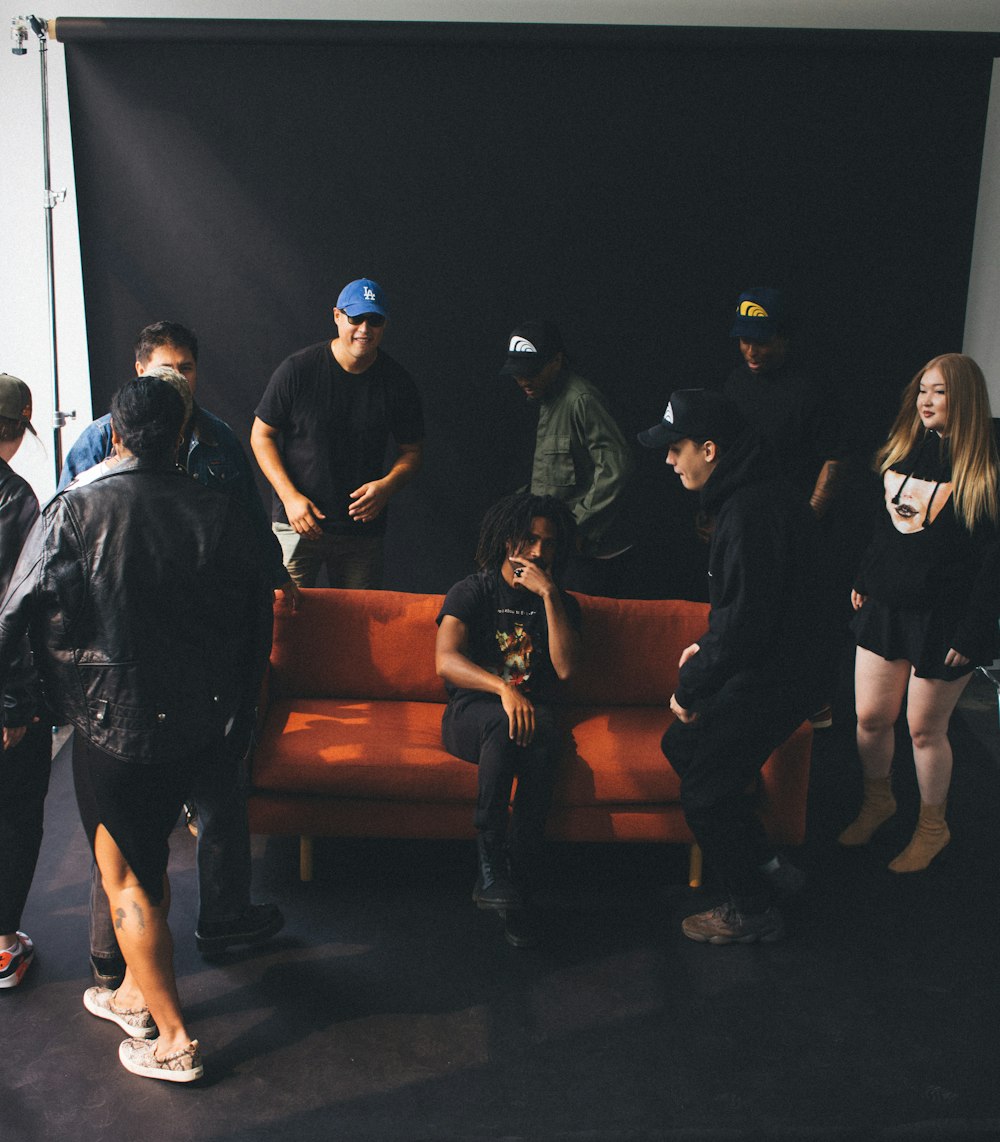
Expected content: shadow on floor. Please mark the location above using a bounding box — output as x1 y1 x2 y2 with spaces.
4 672 1000 1141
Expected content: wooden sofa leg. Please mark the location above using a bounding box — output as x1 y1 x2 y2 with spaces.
300 836 314 882
688 843 703 889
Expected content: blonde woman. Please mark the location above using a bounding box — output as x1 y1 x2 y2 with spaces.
841 354 1000 871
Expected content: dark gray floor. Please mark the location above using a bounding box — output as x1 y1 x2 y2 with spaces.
4 670 1000 1142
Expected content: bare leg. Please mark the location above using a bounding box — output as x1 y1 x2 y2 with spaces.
854 647 910 779
839 648 910 845
905 672 972 804
93 825 193 1059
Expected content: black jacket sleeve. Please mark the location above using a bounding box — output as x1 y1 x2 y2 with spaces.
0 473 41 725
674 490 803 708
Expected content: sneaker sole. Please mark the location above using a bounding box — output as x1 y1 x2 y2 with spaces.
474 895 520 911
0 952 33 989
84 989 157 1038
683 926 785 945
194 915 284 955
503 925 539 948
118 1041 203 1083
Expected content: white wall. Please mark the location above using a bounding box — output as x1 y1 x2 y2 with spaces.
2 1 999 500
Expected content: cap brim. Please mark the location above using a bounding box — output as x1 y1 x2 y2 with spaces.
730 319 778 341
499 354 549 379
340 303 388 318
637 422 684 449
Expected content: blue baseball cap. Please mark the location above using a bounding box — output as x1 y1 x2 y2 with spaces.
729 287 787 342
336 278 389 319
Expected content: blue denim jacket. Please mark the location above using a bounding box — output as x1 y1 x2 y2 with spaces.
59 406 287 588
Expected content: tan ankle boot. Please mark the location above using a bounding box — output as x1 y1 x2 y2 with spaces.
889 802 950 873
838 776 896 846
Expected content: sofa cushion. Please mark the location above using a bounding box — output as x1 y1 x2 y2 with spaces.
254 699 683 809
269 590 446 702
254 698 478 800
559 707 681 804
560 596 709 707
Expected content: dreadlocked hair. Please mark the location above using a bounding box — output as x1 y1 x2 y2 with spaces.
878 353 999 531
474 492 575 578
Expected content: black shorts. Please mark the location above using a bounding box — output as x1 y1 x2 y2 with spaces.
72 733 205 904
851 598 974 682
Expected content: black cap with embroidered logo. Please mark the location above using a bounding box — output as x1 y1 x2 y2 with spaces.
499 321 566 379
637 389 744 450
729 287 788 342
0 374 36 436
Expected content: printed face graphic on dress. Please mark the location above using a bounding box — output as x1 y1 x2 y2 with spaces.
884 469 952 534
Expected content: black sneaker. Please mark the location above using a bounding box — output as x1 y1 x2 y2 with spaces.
195 904 284 955
472 872 522 911
681 901 785 945
761 855 807 900
502 908 539 949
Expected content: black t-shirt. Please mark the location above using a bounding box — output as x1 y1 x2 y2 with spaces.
724 360 841 499
436 569 582 703
255 341 424 535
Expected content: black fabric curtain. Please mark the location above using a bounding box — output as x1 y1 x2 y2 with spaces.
62 19 998 594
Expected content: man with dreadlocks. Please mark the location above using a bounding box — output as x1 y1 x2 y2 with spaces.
435 492 581 947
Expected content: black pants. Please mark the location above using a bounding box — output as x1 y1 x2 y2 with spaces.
663 675 815 910
0 721 53 933
442 692 559 869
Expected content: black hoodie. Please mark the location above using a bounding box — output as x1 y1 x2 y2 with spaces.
674 432 832 710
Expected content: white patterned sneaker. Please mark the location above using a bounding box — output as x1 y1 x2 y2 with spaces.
119 1036 204 1083
83 986 157 1038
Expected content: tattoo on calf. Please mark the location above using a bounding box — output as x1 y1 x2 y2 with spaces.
114 907 126 931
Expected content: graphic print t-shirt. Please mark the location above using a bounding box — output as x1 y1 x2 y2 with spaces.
436 569 581 703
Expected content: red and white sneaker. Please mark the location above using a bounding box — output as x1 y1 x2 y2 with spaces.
0 931 35 989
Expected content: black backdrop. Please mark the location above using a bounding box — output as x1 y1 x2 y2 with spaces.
60 20 999 595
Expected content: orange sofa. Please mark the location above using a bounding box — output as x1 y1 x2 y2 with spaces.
247 589 813 883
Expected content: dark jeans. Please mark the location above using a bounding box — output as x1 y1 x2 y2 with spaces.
442 692 559 869
0 721 53 933
90 739 252 960
662 674 815 910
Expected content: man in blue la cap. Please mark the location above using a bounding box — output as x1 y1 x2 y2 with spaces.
252 278 424 588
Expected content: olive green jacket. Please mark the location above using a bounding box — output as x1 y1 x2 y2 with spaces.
530 371 634 556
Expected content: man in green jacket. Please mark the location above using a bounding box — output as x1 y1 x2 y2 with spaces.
500 321 634 594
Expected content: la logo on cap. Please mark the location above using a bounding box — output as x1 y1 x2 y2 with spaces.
363 286 376 302
509 337 538 353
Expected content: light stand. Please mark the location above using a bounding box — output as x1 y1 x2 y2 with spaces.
11 15 74 481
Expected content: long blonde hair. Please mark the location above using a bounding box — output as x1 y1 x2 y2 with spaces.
878 353 999 530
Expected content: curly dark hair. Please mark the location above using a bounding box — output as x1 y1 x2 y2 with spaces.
133 321 198 367
110 375 186 462
474 492 575 578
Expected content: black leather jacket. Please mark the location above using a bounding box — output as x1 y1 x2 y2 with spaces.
0 458 40 727
0 457 273 764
